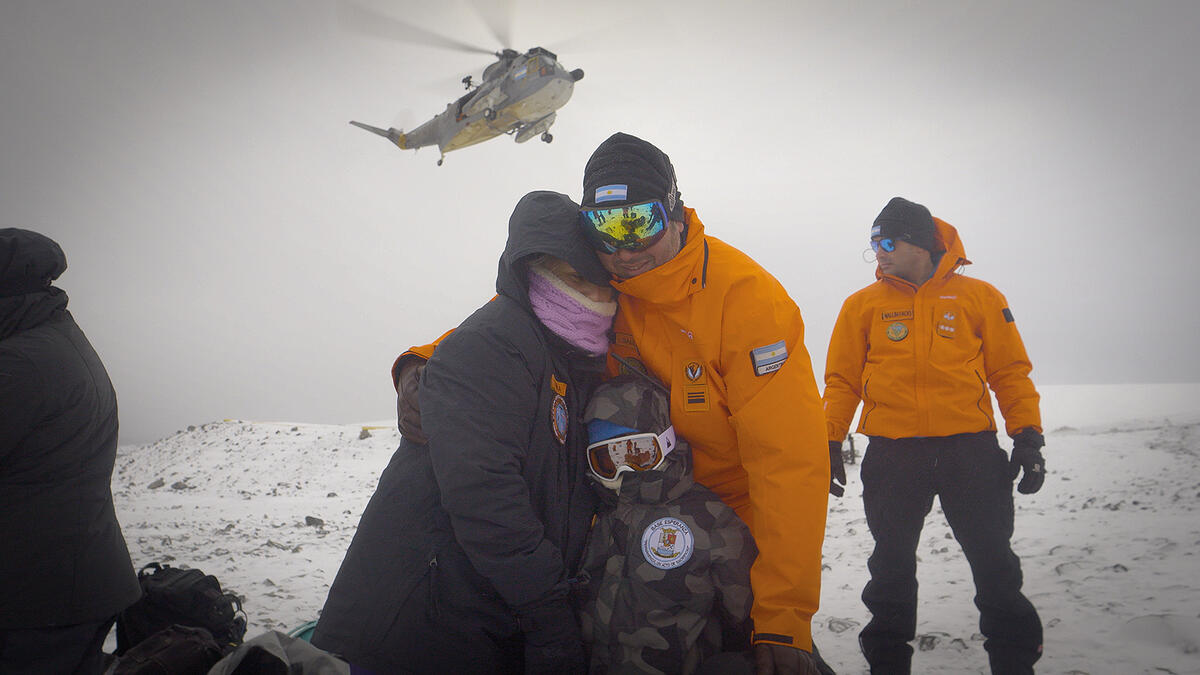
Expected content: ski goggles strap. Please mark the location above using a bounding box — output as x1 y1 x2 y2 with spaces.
586 426 677 480
579 200 669 253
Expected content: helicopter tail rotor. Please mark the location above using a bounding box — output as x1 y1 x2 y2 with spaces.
350 120 409 150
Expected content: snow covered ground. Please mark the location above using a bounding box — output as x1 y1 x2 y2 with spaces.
110 383 1200 674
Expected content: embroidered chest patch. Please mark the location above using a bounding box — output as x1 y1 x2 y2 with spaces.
550 394 568 445
936 310 957 339
881 309 914 322
641 517 695 569
886 322 909 341
681 359 709 412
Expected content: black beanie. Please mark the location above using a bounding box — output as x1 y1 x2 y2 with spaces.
872 197 940 253
582 132 683 218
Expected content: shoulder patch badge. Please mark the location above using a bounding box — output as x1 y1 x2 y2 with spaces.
750 340 788 377
550 373 567 397
641 517 694 570
1003 308 1015 323
551 394 568 445
886 322 909 341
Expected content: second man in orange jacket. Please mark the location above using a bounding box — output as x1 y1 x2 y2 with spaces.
823 197 1045 675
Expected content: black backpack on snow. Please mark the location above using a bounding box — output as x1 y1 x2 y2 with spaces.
116 562 247 655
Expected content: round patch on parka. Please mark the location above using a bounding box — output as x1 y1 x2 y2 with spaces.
640 517 694 569
886 321 909 341
551 394 568 445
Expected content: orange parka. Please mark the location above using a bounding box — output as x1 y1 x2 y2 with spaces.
608 208 829 652
823 218 1041 443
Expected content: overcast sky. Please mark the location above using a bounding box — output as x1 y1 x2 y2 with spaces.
3 0 1197 444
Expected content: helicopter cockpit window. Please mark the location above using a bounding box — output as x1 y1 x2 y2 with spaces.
483 61 505 81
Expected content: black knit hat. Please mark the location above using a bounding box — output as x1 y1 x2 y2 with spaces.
582 132 683 218
872 197 940 253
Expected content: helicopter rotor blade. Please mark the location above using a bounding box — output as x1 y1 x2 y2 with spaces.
544 25 642 56
338 1 496 55
542 7 676 56
465 0 514 51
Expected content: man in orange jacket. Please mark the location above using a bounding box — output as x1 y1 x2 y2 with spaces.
823 197 1045 674
581 133 831 675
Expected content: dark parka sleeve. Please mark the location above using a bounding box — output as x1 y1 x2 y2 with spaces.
419 318 568 611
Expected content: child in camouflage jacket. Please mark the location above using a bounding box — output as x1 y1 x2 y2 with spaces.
579 373 757 675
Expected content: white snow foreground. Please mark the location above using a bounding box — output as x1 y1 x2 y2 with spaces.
112 384 1200 674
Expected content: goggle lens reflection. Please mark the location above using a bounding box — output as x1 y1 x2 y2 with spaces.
586 427 676 480
580 200 669 253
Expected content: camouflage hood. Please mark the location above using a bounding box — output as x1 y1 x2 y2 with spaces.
583 373 696 501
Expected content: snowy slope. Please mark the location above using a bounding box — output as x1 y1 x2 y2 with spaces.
111 384 1200 674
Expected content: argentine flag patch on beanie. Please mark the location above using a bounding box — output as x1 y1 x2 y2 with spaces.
595 185 628 203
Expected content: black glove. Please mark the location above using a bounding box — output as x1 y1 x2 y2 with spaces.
828 440 846 498
753 643 822 675
1009 428 1046 494
518 599 587 674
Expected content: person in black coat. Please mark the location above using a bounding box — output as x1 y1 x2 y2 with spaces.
312 191 615 674
0 228 141 673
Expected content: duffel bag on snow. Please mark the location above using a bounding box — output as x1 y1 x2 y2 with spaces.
116 562 247 655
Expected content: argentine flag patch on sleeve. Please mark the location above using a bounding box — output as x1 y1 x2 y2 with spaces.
595 184 628 203
750 340 788 376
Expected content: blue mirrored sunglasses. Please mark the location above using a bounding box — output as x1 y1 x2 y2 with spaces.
870 238 896 253
870 234 910 253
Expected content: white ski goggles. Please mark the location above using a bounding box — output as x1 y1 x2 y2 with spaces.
586 426 677 481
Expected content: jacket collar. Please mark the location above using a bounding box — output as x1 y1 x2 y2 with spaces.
610 207 709 305
877 217 972 290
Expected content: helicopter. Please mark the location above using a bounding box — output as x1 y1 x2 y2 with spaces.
351 47 583 166
342 4 584 166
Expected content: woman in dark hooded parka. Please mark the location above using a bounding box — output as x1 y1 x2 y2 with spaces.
0 228 141 673
312 191 615 674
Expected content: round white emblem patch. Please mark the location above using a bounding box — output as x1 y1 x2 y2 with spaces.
640 517 695 569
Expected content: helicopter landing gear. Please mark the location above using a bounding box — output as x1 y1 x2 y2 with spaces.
541 132 553 143
484 108 497 121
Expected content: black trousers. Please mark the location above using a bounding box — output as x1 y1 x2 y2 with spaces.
0 616 115 675
858 432 1042 675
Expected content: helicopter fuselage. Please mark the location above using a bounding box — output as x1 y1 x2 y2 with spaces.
352 47 582 161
